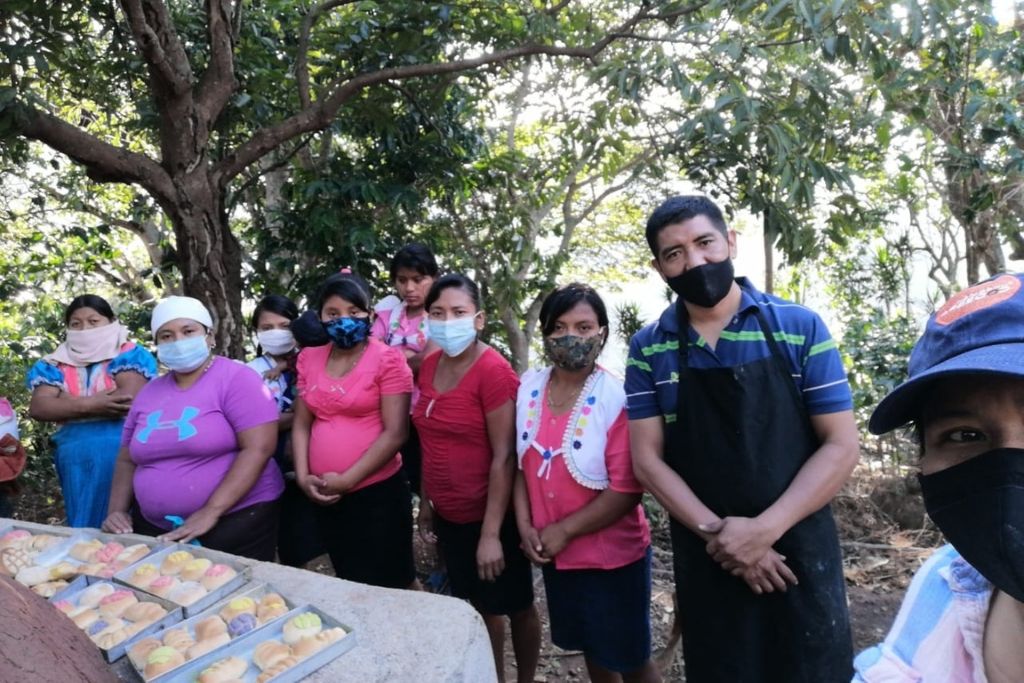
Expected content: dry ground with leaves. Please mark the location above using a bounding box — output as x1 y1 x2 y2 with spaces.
9 464 940 682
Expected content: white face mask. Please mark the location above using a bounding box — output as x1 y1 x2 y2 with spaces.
257 329 295 356
427 315 479 357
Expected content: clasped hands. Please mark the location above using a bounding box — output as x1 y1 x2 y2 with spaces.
298 471 348 505
698 516 798 596
518 522 571 566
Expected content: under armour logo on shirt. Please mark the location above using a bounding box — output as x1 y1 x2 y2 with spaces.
136 407 200 443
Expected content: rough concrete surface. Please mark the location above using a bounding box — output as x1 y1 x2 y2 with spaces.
0 518 497 683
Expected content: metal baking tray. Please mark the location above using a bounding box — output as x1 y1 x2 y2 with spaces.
115 544 250 617
49 575 183 663
147 605 356 682
124 581 299 681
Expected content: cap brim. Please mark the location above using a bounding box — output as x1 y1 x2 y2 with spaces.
868 341 1024 434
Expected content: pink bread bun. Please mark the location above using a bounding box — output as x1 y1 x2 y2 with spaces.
99 589 139 618
77 582 116 608
186 632 231 660
93 541 124 564
129 563 160 588
200 564 237 591
147 575 180 598
0 529 30 550
167 580 208 606
53 599 75 614
179 558 212 582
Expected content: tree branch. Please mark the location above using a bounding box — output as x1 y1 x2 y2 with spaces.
119 0 193 96
296 0 363 109
217 4 663 184
15 105 176 204
196 0 238 129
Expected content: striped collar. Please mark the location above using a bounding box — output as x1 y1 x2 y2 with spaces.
657 276 761 335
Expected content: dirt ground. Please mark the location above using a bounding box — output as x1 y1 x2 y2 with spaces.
8 465 940 682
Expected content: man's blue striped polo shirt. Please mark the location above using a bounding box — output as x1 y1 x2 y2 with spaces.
625 277 853 423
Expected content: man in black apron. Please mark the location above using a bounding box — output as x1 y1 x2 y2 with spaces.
625 196 859 682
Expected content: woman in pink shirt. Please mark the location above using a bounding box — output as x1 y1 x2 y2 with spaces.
514 284 658 683
291 271 417 589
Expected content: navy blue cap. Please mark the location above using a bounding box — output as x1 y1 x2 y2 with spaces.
869 273 1024 434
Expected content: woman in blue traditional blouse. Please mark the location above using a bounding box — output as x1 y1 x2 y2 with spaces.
26 294 157 527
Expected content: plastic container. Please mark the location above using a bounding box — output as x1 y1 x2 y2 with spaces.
49 575 183 663
147 605 356 682
115 545 250 617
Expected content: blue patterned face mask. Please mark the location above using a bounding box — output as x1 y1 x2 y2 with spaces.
324 316 370 349
157 335 211 373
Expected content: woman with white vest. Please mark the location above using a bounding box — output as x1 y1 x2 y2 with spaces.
514 283 659 683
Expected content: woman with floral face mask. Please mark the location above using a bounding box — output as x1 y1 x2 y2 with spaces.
101 296 283 559
290 271 418 589
413 273 541 683
27 294 157 527
513 283 659 683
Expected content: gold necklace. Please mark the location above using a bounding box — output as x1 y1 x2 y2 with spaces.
546 380 585 410
330 343 366 377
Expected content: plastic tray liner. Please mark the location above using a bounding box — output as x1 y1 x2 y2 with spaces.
0 523 93 594
125 581 299 681
148 605 356 683
48 575 184 663
115 544 250 617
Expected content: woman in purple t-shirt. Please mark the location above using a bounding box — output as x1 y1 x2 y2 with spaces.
101 296 284 560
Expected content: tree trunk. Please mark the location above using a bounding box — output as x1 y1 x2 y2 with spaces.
502 309 530 375
762 208 774 294
164 171 246 358
0 576 117 682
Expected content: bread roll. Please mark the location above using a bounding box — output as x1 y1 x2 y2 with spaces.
162 627 195 652
252 640 292 671
92 541 124 564
77 581 115 608
185 632 231 660
147 575 179 598
122 601 168 623
143 645 185 680
0 529 31 550
281 612 322 645
159 550 194 575
167 580 208 606
71 608 99 629
255 656 299 683
193 615 228 641
255 593 288 623
116 543 151 565
292 627 348 659
93 627 129 649
31 579 69 597
98 589 138 617
0 547 33 575
127 636 162 669
196 656 247 683
28 534 60 551
218 596 256 622
227 613 258 637
15 565 51 587
68 538 103 561
200 563 237 591
180 558 212 582
128 563 160 589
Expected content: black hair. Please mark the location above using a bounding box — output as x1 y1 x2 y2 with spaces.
645 195 728 257
390 243 440 281
65 294 115 325
425 273 482 312
539 283 610 337
315 271 372 315
250 294 299 330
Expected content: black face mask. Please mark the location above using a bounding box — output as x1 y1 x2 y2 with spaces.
919 447 1024 602
666 258 735 308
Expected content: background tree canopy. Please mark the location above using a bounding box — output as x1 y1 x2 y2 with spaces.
2 0 1023 458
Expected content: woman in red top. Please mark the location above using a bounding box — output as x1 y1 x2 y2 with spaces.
291 271 417 589
413 274 540 683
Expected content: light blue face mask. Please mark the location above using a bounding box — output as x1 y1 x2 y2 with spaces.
157 335 211 373
428 315 479 357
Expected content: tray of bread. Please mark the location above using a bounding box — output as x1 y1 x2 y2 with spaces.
144 605 355 682
125 582 297 681
50 576 184 663
116 545 250 617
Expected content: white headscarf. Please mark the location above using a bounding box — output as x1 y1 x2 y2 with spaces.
150 296 214 337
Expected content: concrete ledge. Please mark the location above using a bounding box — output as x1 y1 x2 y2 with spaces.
1 518 497 682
